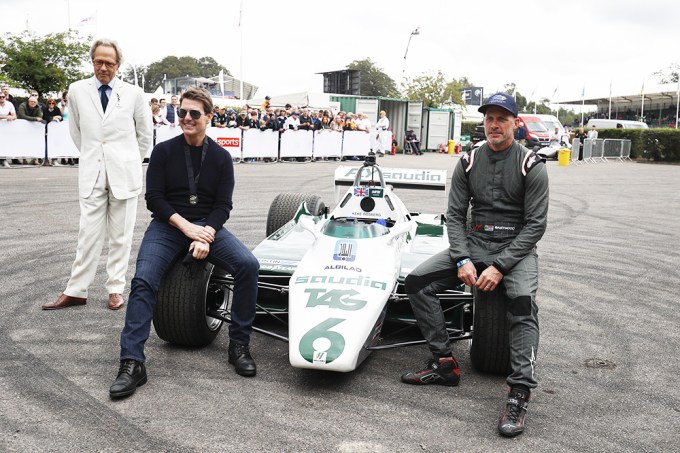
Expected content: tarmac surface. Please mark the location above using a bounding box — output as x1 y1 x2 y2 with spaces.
1 153 679 452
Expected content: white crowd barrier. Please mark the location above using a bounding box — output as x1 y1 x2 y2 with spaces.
280 129 314 159
1 119 46 158
0 121 374 162
342 130 371 157
241 128 278 159
313 130 343 158
47 121 79 158
206 127 242 160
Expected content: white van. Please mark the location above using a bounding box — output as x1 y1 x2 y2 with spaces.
586 119 649 129
534 114 568 145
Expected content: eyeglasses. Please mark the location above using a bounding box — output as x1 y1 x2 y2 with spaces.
178 108 204 120
92 59 117 68
0 96 5 99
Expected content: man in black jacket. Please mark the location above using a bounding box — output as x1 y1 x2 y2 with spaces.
110 87 260 399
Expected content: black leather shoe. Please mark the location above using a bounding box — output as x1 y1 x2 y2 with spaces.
228 342 256 377
109 359 147 399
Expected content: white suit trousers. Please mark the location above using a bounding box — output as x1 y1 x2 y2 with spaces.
65 162 138 298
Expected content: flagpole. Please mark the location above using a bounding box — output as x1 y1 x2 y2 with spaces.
580 85 585 126
239 0 244 100
67 0 71 30
640 82 645 121
675 78 680 129
608 80 612 120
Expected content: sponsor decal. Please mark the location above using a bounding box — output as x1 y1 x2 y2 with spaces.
313 351 327 364
259 258 298 271
305 288 367 311
344 167 443 183
473 224 517 233
324 265 362 272
333 240 356 262
368 188 383 198
299 318 346 364
216 137 240 148
259 258 297 265
353 187 369 197
294 275 387 291
261 264 297 272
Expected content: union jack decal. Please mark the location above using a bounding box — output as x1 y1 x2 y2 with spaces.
353 187 368 197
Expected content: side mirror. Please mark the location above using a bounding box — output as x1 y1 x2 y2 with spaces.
387 222 412 245
298 215 320 239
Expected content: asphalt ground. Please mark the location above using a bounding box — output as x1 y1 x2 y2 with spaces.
1 153 679 452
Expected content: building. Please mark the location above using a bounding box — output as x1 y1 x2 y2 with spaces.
162 74 258 99
560 82 680 128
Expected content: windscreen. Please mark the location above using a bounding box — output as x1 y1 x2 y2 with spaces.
322 218 390 239
525 121 548 132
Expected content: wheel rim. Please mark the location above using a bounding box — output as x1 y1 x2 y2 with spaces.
205 273 231 331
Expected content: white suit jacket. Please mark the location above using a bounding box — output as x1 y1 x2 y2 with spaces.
68 77 152 199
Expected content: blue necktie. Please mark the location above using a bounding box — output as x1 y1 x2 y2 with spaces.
99 85 110 112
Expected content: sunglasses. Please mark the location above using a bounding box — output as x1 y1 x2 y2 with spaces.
178 108 204 120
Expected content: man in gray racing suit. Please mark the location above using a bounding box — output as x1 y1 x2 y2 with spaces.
401 93 549 438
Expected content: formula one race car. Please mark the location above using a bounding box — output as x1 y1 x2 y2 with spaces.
152 155 512 375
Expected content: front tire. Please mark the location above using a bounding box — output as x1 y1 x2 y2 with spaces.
469 288 512 374
153 259 231 347
266 193 325 237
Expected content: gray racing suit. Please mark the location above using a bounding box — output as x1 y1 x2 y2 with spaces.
405 141 549 388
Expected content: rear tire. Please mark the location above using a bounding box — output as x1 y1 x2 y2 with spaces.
470 288 512 374
266 193 325 237
153 259 230 347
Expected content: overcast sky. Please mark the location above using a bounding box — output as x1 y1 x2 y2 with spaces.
4 0 679 105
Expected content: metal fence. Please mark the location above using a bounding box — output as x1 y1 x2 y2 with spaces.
570 138 632 164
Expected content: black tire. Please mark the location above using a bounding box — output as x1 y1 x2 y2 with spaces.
153 259 231 347
469 288 512 374
265 193 325 237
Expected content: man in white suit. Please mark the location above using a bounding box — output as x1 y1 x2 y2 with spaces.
43 38 152 311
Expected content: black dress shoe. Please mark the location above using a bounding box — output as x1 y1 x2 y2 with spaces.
109 359 147 399
228 342 256 377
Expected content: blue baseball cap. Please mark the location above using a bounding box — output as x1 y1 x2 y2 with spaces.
478 93 518 117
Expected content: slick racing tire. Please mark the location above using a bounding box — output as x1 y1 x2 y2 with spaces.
470 288 512 374
153 258 231 347
266 192 325 237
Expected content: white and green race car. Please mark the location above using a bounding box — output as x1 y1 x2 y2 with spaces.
152 156 512 375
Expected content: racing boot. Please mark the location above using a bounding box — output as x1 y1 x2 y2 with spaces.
498 387 530 437
400 355 460 386
228 341 256 377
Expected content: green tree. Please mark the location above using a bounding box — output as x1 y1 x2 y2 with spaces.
503 83 529 112
346 58 400 97
123 56 231 92
0 30 90 98
402 71 467 107
654 62 679 84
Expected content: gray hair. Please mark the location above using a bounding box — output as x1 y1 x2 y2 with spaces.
89 38 123 65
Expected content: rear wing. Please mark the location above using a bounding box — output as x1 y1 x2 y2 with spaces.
334 165 446 190
334 165 447 203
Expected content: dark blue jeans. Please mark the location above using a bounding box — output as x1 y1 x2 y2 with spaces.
120 219 259 362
